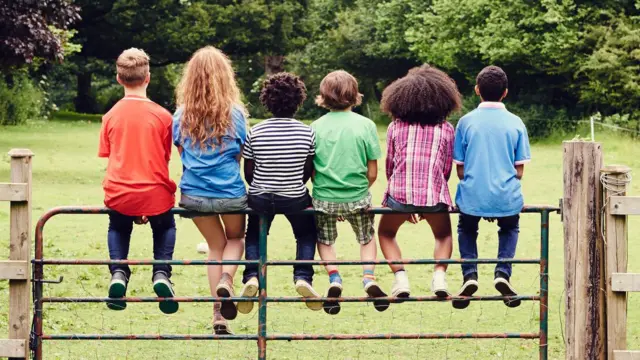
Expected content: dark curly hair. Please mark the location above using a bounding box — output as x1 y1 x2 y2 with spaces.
260 72 307 118
476 65 508 102
381 65 461 125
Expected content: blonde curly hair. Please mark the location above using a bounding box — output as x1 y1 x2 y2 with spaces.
176 46 246 150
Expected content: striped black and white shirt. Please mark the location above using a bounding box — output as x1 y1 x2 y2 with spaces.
243 118 315 198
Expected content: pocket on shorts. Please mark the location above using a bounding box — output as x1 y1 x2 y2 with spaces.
214 196 248 213
179 194 206 212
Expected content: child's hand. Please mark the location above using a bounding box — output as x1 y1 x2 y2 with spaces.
134 216 149 225
483 217 497 223
337 216 346 222
407 214 419 224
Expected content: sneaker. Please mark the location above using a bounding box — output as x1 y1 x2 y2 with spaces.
364 281 390 312
153 272 179 314
295 279 322 311
237 277 259 314
431 271 450 298
323 282 343 315
452 272 478 310
107 270 128 311
213 303 233 335
494 272 521 308
216 273 238 320
391 271 410 298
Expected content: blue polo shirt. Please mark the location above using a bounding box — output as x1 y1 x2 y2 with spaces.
453 102 531 217
173 106 247 199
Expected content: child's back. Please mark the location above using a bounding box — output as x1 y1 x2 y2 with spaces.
312 111 379 202
100 93 175 216
454 103 529 217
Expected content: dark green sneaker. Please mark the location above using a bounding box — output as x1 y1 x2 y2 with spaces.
107 271 128 311
153 272 179 314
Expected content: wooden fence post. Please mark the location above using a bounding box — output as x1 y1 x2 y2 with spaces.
563 141 605 360
8 149 33 360
602 165 631 359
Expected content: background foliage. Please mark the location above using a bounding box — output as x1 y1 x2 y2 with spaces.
3 0 640 137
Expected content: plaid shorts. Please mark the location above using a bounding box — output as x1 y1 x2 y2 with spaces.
313 193 375 245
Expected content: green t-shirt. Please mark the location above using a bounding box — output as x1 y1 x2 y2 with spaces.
311 111 381 202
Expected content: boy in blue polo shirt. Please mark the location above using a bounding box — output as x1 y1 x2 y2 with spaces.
451 65 531 310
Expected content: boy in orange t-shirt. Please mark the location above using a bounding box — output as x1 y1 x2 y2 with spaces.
98 48 178 314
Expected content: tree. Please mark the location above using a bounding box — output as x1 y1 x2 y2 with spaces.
0 0 79 67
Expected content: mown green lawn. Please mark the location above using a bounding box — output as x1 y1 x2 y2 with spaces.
0 120 639 359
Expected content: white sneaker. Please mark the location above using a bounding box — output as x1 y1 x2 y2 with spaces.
295 280 322 311
391 271 410 298
431 271 450 298
237 277 259 314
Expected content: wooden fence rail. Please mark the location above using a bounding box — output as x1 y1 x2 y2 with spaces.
0 149 33 360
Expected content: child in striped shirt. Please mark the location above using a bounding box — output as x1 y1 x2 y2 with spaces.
378 65 461 298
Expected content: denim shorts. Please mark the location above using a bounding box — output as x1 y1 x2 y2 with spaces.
179 194 248 218
386 196 449 213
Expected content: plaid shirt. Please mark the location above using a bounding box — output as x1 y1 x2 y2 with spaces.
383 120 454 208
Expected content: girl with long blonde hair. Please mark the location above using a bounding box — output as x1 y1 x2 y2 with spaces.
172 46 248 334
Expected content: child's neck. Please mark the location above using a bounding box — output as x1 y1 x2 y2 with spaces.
332 107 352 113
123 86 147 99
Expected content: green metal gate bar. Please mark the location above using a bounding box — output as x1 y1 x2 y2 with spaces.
32 205 557 360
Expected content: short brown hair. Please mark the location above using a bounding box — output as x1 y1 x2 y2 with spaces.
476 65 508 102
315 70 363 110
381 65 461 125
116 48 150 87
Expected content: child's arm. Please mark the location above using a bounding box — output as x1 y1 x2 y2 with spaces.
385 123 395 180
516 164 524 180
303 155 314 184
456 164 464 180
367 160 378 187
244 158 255 185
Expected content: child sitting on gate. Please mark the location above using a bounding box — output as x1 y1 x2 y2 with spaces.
377 65 460 298
311 70 389 315
98 48 178 314
240 72 321 314
452 65 531 309
173 46 248 334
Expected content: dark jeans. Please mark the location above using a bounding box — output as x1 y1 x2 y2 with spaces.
107 210 176 279
243 192 317 284
457 213 520 277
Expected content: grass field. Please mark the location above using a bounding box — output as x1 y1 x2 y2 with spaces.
0 120 639 359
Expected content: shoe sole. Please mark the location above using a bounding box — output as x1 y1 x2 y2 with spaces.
365 284 390 312
237 282 259 314
323 285 342 315
153 280 179 315
494 279 521 308
391 289 410 303
434 289 451 298
452 281 478 310
107 281 127 311
213 323 233 335
295 283 323 311
217 286 238 320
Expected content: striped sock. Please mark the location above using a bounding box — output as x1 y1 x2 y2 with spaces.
328 270 342 284
363 270 375 286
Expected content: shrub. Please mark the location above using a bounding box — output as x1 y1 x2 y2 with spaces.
0 72 46 125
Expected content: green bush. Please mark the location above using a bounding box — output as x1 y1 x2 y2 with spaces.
0 72 46 125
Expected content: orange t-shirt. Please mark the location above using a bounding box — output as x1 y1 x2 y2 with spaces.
98 95 177 216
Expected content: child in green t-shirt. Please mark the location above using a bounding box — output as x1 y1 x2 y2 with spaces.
311 70 389 315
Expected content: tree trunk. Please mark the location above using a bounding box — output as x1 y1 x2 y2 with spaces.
74 70 98 113
264 55 285 75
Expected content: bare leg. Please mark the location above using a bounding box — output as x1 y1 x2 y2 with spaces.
359 236 377 273
317 242 338 274
378 214 411 273
422 213 453 273
192 215 227 296
220 214 246 277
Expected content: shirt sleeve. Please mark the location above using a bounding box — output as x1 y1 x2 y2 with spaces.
98 117 110 157
385 122 395 180
452 121 465 165
234 108 248 145
366 122 382 161
443 123 454 180
309 128 316 156
515 124 532 165
163 113 172 162
172 109 182 147
243 130 254 159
